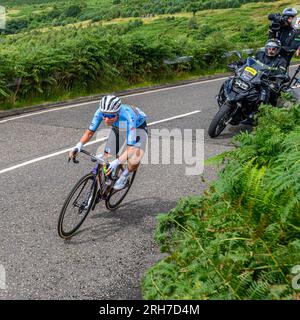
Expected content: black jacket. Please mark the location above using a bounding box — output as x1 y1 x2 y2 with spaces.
269 26 300 64
254 51 288 74
234 51 287 76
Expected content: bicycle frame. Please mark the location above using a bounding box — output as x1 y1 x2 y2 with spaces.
79 149 122 203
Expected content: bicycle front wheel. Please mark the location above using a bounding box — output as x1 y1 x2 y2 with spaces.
58 173 97 239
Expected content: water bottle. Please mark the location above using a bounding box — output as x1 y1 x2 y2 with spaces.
103 163 112 186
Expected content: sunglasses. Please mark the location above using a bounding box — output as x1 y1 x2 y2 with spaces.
102 113 119 119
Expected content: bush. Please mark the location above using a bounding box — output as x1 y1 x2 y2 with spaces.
188 17 198 30
91 16 102 23
4 19 29 34
128 19 143 29
47 9 62 20
64 5 82 18
142 102 300 300
0 0 282 106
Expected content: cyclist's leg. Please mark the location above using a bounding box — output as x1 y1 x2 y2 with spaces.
127 122 148 172
113 123 148 190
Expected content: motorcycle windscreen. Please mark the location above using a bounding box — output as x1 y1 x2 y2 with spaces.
241 66 257 81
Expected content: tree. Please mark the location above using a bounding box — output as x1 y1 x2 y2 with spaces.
187 3 201 16
64 5 82 18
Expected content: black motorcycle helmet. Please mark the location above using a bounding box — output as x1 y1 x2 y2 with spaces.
265 39 281 57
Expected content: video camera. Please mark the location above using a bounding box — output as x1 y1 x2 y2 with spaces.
268 13 289 32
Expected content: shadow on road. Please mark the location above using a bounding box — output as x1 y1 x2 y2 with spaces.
64 196 177 245
205 124 254 142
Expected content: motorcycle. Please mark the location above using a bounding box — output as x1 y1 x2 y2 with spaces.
208 52 292 138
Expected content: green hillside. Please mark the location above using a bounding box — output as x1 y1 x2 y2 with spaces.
1 0 299 301
0 0 298 109
2 0 282 34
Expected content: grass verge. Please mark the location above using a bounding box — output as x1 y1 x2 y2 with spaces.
142 96 300 300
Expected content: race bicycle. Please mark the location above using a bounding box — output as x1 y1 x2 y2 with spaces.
57 149 136 239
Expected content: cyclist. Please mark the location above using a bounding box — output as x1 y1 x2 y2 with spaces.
69 95 148 190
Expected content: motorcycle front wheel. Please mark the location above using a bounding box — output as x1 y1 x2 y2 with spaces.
208 104 233 138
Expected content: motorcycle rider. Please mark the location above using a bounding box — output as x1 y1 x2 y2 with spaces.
268 7 300 66
255 39 288 105
231 39 287 106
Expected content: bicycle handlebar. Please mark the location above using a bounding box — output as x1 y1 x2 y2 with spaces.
68 156 79 164
68 149 107 165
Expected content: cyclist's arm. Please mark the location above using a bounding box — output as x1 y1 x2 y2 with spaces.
69 109 103 158
81 108 104 144
89 108 103 131
69 129 95 159
79 129 95 144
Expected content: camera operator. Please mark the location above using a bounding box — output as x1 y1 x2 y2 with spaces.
268 7 300 66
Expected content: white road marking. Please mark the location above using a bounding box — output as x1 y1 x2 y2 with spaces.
0 110 201 175
0 65 298 124
147 110 201 126
0 101 98 124
0 77 225 124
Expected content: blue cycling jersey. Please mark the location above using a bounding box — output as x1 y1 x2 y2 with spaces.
88 104 147 145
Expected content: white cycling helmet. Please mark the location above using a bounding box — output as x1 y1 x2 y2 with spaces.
99 95 122 114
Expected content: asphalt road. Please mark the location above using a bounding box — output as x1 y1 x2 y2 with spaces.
0 68 298 300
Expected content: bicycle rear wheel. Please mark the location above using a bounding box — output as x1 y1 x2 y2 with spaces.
58 173 97 239
105 169 136 211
